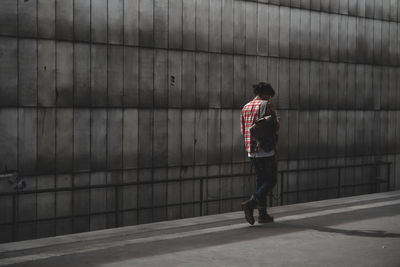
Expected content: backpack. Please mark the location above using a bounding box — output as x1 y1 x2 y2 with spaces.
250 101 278 152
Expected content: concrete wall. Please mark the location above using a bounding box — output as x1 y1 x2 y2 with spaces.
0 0 400 242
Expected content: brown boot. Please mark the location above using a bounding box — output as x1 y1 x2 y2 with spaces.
241 195 257 225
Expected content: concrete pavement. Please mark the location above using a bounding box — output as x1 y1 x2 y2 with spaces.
1 191 399 267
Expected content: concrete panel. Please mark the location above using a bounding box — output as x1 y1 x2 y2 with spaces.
38 0 55 38
365 0 374 18
298 111 309 158
364 19 373 64
382 0 390 20
388 68 397 109
234 0 245 54
388 111 396 154
182 52 196 108
73 0 90 42
300 9 311 59
266 57 279 104
288 111 299 159
354 112 364 156
195 53 209 108
139 0 154 47
372 67 381 110
381 21 390 65
107 109 123 169
289 60 300 109
209 54 222 108
232 110 244 162
380 67 389 110
91 0 107 43
220 110 233 164
139 48 154 107
91 44 107 107
321 0 330 12
154 0 168 48
278 110 289 159
168 51 181 108
328 63 338 109
74 43 90 106
347 17 357 62
55 0 73 40
373 20 382 64
327 111 338 158
153 110 168 167
108 0 124 44
196 0 209 51
89 172 106 229
91 109 107 171
233 55 246 108
280 7 290 58
268 5 279 57
310 12 320 60
124 0 139 45
319 14 329 61
206 165 220 214
374 0 383 19
18 109 37 174
138 109 153 168
338 16 348 62
318 110 329 158
278 59 290 109
168 109 181 166
348 0 357 15
123 47 139 107
357 0 366 17
258 3 268 56
346 64 356 109
309 61 320 109
311 0 321 10
19 39 37 106
0 38 17 106
194 110 208 164
389 22 398 66
0 0 17 36
73 109 90 171
299 60 310 109
390 0 398 21
56 42 73 106
123 109 138 169
337 63 347 109
108 45 124 107
337 111 347 158
246 2 257 55
372 111 381 154
257 56 268 83
18 0 37 37
37 108 55 172
182 0 195 50
330 14 339 61
355 64 365 110
290 9 301 59
340 0 349 14
151 51 166 107
363 111 373 155
207 110 221 164
56 109 73 172
182 110 195 166
346 111 355 155
221 0 234 53
169 0 183 49
0 109 17 172
300 0 311 9
319 62 329 109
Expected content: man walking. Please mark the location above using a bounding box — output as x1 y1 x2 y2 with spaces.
240 82 280 225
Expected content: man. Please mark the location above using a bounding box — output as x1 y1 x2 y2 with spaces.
240 82 280 225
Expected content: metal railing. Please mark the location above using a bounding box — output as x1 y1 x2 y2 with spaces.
0 160 392 242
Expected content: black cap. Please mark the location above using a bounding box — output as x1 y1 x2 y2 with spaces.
253 82 275 97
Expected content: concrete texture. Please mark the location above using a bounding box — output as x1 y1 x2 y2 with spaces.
0 191 399 267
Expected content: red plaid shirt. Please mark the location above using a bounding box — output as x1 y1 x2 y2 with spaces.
240 96 278 153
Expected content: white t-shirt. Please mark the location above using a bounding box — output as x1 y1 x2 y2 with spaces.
248 148 275 158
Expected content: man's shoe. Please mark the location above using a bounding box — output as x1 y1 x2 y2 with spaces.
258 210 274 223
241 195 257 225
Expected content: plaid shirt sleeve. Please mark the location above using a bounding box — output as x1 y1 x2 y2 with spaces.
240 98 263 153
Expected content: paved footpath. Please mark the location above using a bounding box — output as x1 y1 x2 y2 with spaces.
1 191 400 267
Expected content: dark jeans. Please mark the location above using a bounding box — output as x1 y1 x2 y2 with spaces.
250 155 277 209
